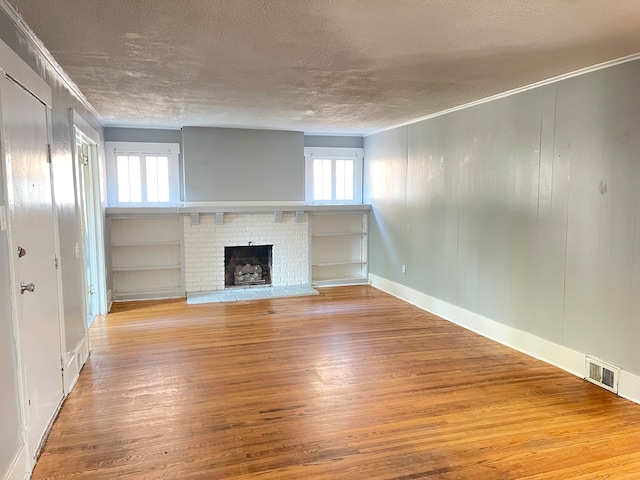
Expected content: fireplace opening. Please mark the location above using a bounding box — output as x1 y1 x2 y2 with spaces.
225 245 273 288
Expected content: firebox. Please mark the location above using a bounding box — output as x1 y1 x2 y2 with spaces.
224 245 273 288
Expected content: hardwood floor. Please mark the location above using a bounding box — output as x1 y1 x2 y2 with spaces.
33 286 640 479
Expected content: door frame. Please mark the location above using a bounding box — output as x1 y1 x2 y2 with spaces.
70 109 107 316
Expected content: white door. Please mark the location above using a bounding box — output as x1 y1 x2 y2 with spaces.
1 74 64 459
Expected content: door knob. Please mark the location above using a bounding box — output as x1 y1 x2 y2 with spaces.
20 282 35 294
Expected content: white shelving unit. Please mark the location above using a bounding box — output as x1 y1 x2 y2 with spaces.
109 215 184 300
310 211 369 286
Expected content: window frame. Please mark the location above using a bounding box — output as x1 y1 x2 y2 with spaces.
304 147 363 205
106 141 180 207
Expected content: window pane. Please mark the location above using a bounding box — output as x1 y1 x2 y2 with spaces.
336 159 354 201
313 159 332 201
129 156 142 202
116 156 129 202
145 156 170 203
117 155 141 203
146 156 158 202
156 156 170 202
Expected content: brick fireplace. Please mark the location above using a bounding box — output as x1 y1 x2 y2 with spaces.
183 213 309 293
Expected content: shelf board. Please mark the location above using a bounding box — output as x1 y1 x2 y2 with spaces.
312 261 367 267
311 232 367 237
112 288 184 301
312 277 369 286
112 241 181 247
113 264 182 272
114 285 182 293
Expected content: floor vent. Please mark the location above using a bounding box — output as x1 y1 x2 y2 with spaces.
585 356 620 394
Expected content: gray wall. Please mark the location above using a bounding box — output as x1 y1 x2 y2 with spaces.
364 60 640 377
0 6 102 476
103 129 362 204
304 135 364 148
104 127 182 144
182 127 304 202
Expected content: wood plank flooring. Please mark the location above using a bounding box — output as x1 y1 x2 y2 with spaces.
32 286 640 479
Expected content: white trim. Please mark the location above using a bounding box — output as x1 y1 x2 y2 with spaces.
367 52 640 137
105 141 181 207
4 443 29 480
63 335 89 394
106 141 180 155
72 110 108 316
0 38 51 106
304 147 364 205
304 133 364 137
71 109 100 144
182 201 306 208
619 370 640 405
369 274 640 405
369 273 585 376
107 288 113 313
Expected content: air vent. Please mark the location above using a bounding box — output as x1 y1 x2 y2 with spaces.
585 356 620 394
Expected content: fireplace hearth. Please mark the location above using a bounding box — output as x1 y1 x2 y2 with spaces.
225 245 273 288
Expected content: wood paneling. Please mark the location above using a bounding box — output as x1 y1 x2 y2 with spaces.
364 127 408 286
33 287 640 479
364 60 640 376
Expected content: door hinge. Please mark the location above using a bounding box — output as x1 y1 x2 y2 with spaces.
46 144 52 164
54 255 59 269
81 144 89 166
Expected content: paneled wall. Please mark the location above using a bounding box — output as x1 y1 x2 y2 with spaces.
0 5 103 478
364 60 640 377
0 8 102 356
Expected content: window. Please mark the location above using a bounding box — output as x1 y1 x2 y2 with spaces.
106 142 180 207
304 147 363 204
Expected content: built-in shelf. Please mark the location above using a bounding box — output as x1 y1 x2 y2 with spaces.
312 260 367 267
106 205 370 299
310 211 369 286
112 287 185 300
109 215 184 301
312 277 369 287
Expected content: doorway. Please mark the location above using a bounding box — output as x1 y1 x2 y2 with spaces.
73 123 106 324
77 138 97 325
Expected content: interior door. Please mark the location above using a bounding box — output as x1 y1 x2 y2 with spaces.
1 74 64 459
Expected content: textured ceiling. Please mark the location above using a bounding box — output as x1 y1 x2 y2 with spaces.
8 0 640 134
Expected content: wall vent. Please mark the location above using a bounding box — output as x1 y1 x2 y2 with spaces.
585 356 620 394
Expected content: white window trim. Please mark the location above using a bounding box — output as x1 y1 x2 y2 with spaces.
106 141 180 207
304 147 363 205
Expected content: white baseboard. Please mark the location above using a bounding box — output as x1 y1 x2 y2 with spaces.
63 335 89 395
4 443 28 480
107 288 113 313
369 274 640 405
619 370 640 404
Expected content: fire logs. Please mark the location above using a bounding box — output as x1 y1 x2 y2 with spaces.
234 264 266 285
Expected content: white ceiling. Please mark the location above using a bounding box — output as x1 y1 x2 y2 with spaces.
8 0 640 135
